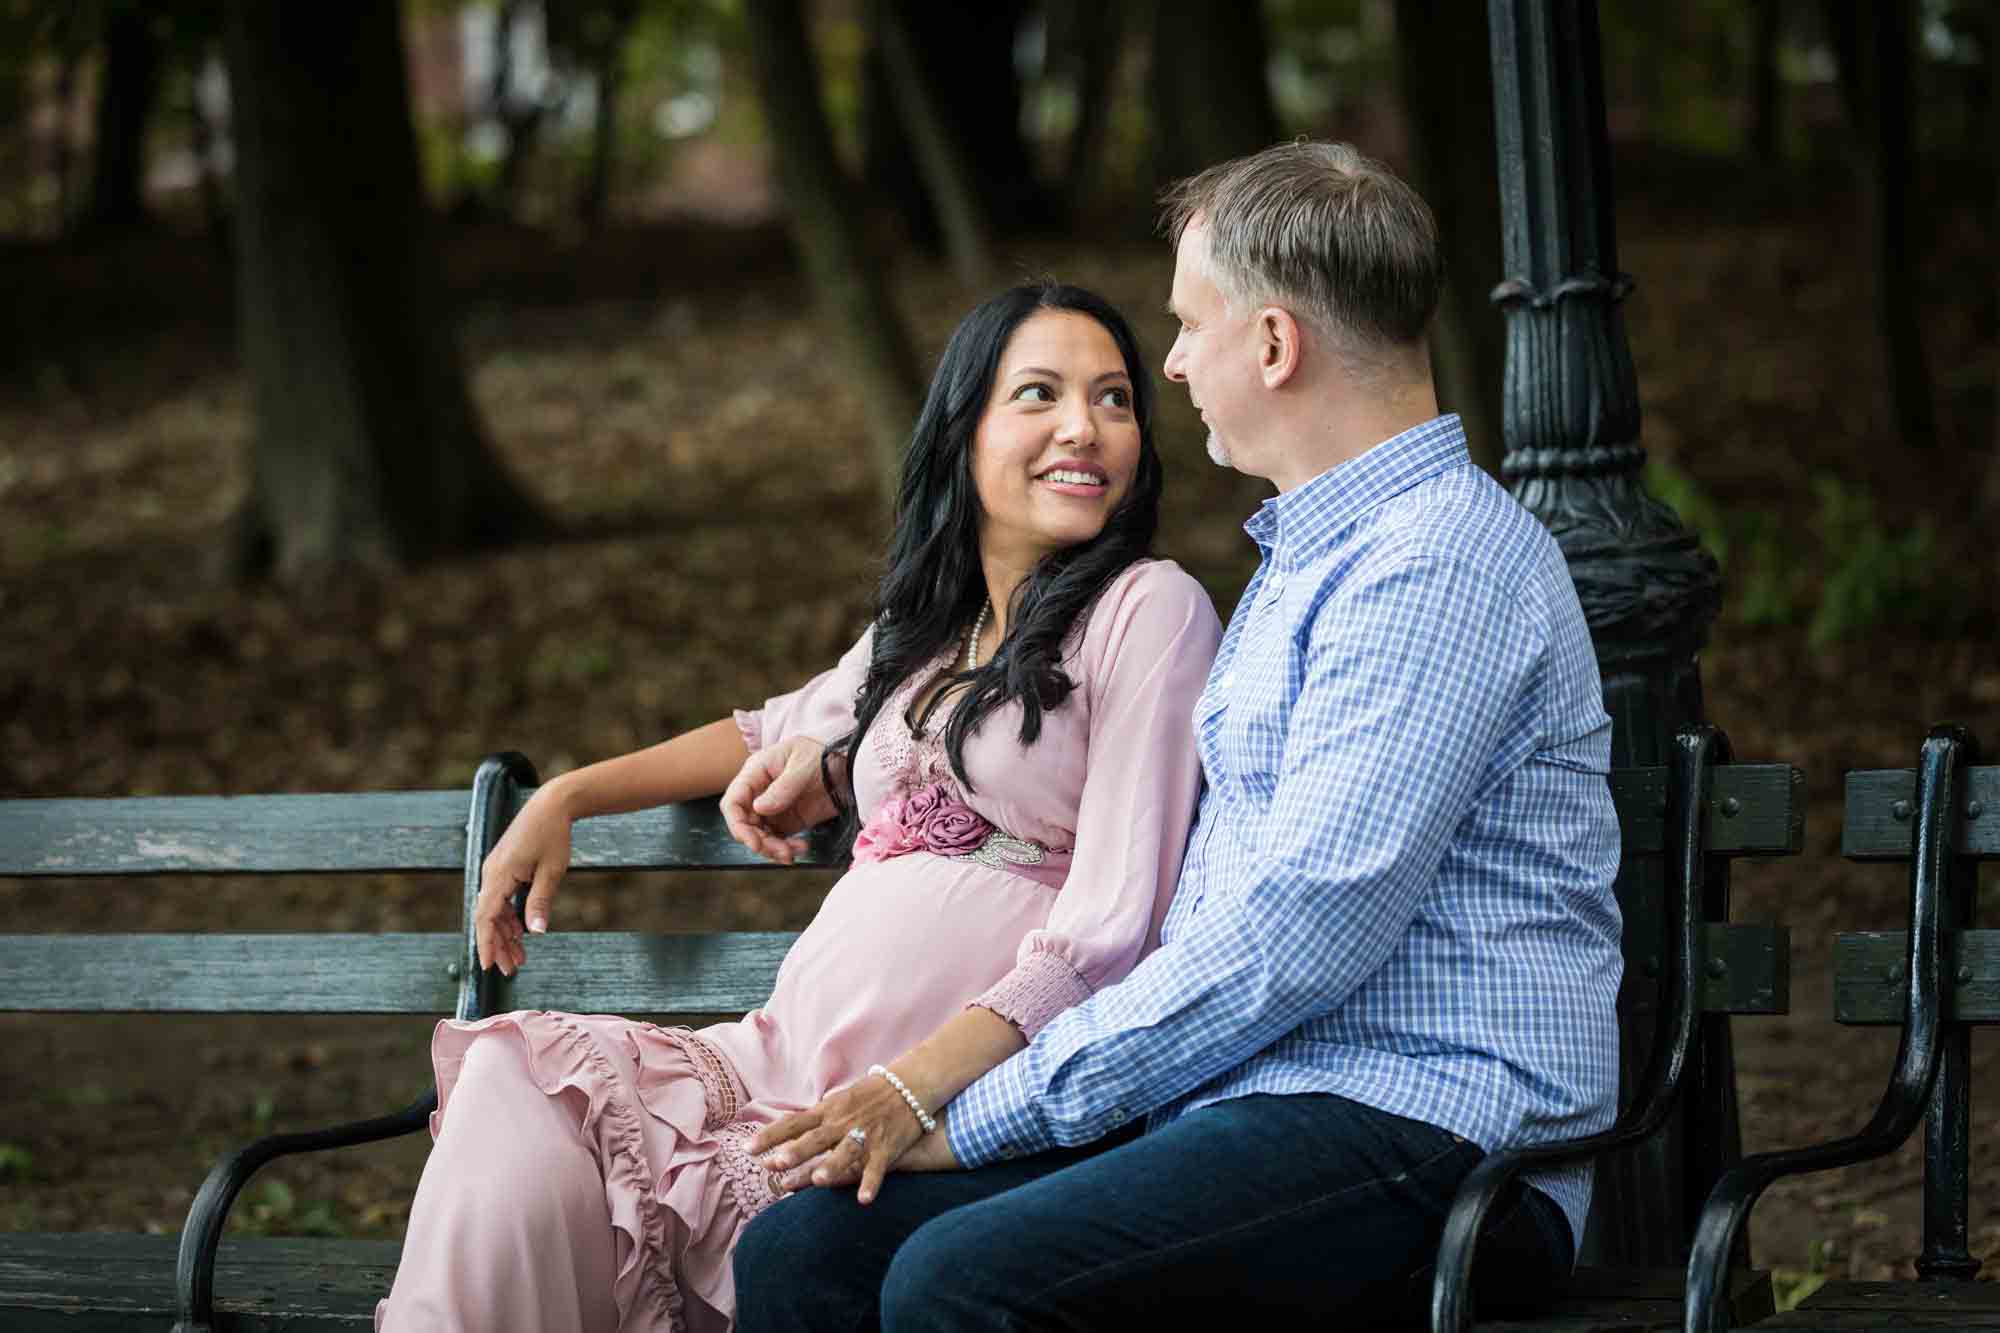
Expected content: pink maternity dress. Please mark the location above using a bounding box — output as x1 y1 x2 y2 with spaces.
376 559 1221 1333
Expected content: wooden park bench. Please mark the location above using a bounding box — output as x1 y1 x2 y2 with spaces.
0 751 841 1331
0 726 1988 1331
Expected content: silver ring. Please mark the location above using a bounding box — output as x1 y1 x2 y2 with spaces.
845 1126 868 1148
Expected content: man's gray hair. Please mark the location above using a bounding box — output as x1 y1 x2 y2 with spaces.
1161 141 1443 357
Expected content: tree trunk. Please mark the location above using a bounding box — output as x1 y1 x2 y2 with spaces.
185 47 230 243
1863 0 1936 450
1149 0 1279 188
575 0 639 232
1822 0 1937 450
744 0 924 499
222 0 547 581
863 1 1040 252
1988 12 2000 512
52 44 80 234
491 0 550 221
1057 0 1123 213
1748 0 1782 163
876 1 993 287
86 3 162 230
1394 0 1505 476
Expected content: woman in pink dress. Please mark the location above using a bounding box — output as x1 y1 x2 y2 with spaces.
376 283 1222 1333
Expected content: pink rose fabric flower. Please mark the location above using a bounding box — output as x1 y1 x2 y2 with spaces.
917 801 990 856
851 794 923 864
902 784 947 824
851 782 993 865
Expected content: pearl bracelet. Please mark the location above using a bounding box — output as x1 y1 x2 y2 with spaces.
869 1063 938 1134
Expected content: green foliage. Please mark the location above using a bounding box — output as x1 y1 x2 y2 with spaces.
1806 475 1941 647
1642 458 1958 643
234 1179 347 1239
1643 456 1731 565
0 1142 33 1181
1264 0 1396 132
58 1082 112 1108
1597 0 1764 156
1770 1235 1832 1312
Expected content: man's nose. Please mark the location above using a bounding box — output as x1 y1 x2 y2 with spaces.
1163 334 1186 382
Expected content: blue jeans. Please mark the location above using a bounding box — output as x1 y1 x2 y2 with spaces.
734 1093 1572 1331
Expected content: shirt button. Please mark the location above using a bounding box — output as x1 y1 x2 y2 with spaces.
998 1146 1016 1160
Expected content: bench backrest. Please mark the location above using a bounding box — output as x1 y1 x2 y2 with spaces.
0 757 841 1019
1835 760 1997 1024
4 754 1805 1023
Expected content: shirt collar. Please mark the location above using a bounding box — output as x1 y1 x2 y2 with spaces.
1242 414 1470 569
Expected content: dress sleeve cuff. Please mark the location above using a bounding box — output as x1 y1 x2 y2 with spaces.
969 950 1094 1041
732 707 763 753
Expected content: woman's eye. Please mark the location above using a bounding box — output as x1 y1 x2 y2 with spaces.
1012 383 1054 403
1096 385 1132 409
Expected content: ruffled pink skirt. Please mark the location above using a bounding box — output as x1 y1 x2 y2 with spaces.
377 1012 789 1333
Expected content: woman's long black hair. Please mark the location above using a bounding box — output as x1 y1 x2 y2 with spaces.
821 282 1165 851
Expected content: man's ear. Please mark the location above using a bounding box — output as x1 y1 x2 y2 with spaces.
1257 307 1302 389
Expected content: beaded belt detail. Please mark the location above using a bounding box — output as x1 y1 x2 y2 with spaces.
953 831 1047 870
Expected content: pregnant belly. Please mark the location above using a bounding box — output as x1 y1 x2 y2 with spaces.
743 853 1057 1099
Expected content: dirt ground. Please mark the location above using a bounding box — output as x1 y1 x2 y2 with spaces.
1 168 1996 1289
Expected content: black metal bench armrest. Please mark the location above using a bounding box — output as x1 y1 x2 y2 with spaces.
1682 724 1978 1333
1431 725 1729 1333
172 1090 436 1333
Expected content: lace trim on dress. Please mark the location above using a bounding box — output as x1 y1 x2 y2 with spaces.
664 1026 741 1128
713 1121 786 1220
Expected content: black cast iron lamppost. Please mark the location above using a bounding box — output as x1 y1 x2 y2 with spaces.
1486 0 1726 1268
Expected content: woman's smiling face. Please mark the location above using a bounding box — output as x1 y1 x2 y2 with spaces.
969 309 1141 572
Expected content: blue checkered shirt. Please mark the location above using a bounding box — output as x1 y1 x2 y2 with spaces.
947 415 1624 1245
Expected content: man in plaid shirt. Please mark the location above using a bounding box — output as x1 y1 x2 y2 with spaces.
737 141 1623 1328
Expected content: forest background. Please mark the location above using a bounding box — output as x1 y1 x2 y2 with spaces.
0 0 1995 1300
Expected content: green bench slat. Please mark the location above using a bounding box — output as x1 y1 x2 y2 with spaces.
1701 923 1789 1014
1841 766 2000 860
0 1240 1783 1333
502 931 796 1015
1467 1267 1773 1332
1628 926 1791 1016
1762 1276 2000 1328
0 792 471 875
3 766 1806 877
0 1233 397 1330
1609 764 1804 855
0 791 840 876
1833 930 2000 1024
0 931 796 1014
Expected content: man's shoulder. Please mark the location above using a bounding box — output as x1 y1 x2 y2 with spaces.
1332 464 1563 597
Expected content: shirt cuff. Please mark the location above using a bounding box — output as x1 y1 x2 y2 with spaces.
969 951 1094 1041
732 707 763 753
945 1053 1056 1168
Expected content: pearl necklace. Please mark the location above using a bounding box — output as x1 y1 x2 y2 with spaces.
964 600 991 671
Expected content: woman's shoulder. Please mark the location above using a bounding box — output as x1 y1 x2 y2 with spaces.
1081 558 1222 646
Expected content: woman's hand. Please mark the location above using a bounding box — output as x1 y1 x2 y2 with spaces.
474 785 574 976
721 737 841 864
751 1071 935 1204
